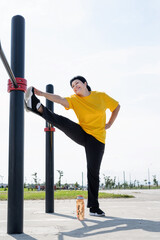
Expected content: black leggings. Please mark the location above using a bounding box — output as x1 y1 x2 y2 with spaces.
42 106 105 208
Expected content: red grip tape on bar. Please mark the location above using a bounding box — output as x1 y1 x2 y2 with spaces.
44 127 55 132
8 78 27 92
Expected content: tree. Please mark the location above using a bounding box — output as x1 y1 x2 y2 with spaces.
144 179 147 186
153 175 158 187
75 182 79 189
57 170 63 187
32 172 38 185
122 181 129 189
103 175 116 189
133 179 137 187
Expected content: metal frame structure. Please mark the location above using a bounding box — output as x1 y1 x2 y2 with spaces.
0 15 55 234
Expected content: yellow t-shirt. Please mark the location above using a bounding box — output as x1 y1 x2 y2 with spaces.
65 91 119 144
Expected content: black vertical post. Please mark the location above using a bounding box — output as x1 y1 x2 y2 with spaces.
45 84 54 213
7 15 25 234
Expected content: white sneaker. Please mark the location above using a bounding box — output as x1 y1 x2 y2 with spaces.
89 207 105 217
25 86 41 114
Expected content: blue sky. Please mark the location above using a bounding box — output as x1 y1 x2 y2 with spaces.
0 0 160 186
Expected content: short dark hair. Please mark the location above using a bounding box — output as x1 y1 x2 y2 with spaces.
70 76 91 91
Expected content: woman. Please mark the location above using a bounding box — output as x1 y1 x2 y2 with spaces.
25 76 120 217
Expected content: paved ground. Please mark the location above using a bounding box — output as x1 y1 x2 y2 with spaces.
0 189 160 239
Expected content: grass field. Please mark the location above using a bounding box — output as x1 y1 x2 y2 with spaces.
0 189 134 200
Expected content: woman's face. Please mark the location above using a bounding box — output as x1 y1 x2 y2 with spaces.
71 79 87 96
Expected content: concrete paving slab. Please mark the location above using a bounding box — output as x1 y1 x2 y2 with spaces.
0 189 160 239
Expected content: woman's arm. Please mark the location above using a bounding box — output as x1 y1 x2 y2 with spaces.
34 88 69 108
105 104 120 130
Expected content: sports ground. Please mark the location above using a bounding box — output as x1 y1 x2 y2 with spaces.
0 189 160 239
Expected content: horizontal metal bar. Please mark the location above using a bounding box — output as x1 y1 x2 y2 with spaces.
0 41 18 88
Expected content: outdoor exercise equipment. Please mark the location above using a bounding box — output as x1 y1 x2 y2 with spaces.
10 15 25 234
0 15 26 234
0 41 18 88
45 84 55 213
0 15 55 234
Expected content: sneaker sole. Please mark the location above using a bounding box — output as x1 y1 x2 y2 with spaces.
89 212 105 217
24 86 33 112
24 100 42 116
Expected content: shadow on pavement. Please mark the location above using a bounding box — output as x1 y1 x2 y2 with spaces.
7 212 160 240
53 212 160 239
8 233 37 240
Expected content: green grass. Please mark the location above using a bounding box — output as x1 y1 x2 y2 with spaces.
0 189 134 201
0 192 8 200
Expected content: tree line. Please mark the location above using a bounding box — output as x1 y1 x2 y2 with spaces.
102 174 159 189
22 171 159 190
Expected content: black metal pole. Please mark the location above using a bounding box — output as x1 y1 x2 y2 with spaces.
45 84 54 213
7 15 25 234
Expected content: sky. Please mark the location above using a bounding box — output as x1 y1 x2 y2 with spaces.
0 0 160 186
